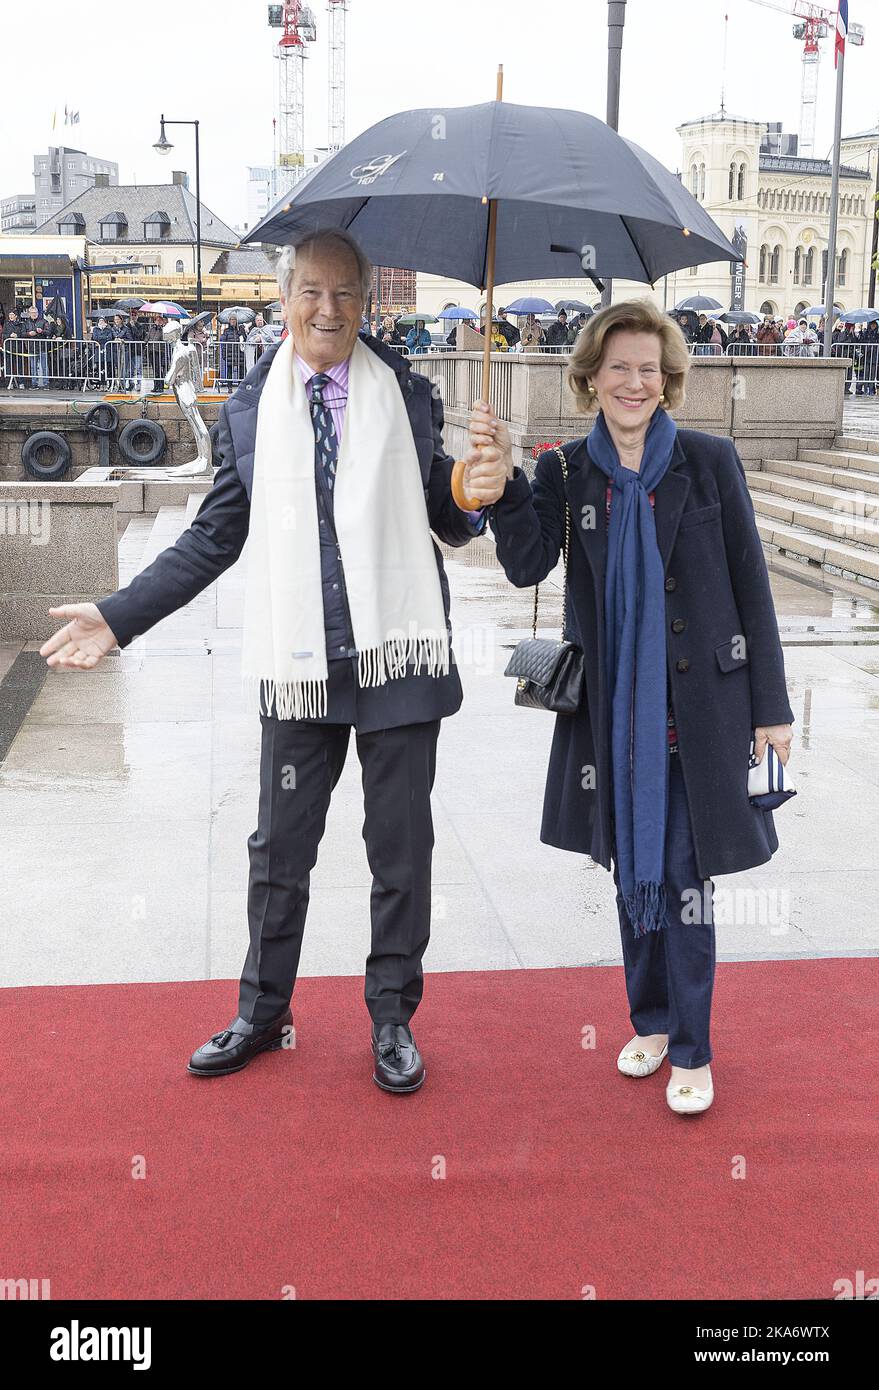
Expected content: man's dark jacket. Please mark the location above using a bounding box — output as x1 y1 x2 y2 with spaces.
96 334 482 730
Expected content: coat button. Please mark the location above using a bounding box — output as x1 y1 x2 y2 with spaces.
676 658 689 673
665 577 676 591
671 618 686 634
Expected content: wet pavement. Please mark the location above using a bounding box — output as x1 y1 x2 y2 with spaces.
2 513 878 997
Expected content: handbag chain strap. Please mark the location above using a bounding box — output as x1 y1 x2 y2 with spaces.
531 445 571 639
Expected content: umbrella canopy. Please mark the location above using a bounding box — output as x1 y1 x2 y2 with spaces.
112 296 146 311
242 101 740 286
437 306 478 320
88 307 125 320
838 308 879 324
218 306 256 324
396 312 439 324
555 299 592 313
504 296 557 314
264 300 283 313
139 301 187 317
718 310 761 325
674 295 724 312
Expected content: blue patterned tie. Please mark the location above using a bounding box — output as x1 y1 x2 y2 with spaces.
309 371 338 490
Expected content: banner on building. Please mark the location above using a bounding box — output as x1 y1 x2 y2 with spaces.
730 220 749 310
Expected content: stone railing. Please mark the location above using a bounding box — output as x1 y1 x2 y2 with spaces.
414 351 852 471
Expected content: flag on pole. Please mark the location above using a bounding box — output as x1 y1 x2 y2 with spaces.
835 0 848 68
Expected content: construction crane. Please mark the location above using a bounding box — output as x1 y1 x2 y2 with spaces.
268 2 317 175
746 1 864 156
327 1 348 154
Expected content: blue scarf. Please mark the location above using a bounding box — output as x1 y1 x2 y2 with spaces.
586 406 678 937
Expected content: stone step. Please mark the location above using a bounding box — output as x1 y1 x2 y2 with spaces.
747 469 879 516
749 487 879 551
800 447 879 474
759 457 879 494
755 516 879 585
117 514 156 584
836 435 879 456
137 504 189 571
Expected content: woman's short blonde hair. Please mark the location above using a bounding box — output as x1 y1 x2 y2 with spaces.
568 298 690 413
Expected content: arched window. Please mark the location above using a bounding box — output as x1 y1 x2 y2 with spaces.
729 161 736 201
769 244 781 284
838 248 848 286
699 162 706 200
793 246 801 284
737 162 746 201
759 243 768 281
690 163 698 196
803 247 814 285
175 258 184 273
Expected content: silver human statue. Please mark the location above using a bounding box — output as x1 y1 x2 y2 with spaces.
163 317 213 477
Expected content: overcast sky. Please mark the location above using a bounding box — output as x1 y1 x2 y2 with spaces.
2 0 876 228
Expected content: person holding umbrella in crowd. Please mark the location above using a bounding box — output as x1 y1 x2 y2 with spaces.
520 313 544 349
220 313 247 387
544 308 569 348
405 318 431 354
246 312 274 372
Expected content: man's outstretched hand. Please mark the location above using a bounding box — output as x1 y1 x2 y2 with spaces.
40 604 119 670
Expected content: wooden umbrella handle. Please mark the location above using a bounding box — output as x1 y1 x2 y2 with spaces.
451 455 482 510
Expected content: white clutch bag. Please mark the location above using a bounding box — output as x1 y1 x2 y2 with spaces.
748 733 797 810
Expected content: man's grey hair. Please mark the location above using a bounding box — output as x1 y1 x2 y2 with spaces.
276 229 372 303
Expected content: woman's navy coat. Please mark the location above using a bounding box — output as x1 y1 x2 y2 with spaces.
490 427 795 880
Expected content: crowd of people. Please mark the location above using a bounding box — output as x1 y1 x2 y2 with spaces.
0 302 282 392
2 296 877 395
373 305 594 354
672 309 879 392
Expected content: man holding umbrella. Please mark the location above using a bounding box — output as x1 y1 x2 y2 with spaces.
39 228 506 1095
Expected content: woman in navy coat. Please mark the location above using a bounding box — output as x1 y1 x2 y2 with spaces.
465 298 794 1115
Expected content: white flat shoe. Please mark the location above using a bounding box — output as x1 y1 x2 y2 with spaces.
666 1067 714 1114
617 1037 669 1078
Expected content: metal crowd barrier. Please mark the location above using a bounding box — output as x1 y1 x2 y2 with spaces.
4 333 874 393
2 337 103 390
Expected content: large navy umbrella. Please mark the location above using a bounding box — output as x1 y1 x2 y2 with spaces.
245 90 739 507
243 101 740 286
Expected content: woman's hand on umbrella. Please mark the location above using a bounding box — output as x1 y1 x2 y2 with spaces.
754 724 793 767
465 400 513 503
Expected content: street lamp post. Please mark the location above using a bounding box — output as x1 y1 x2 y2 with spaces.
601 0 627 309
154 115 203 313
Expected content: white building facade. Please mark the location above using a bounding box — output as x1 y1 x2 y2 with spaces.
415 115 878 321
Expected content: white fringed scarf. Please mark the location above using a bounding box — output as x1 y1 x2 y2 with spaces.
241 334 450 719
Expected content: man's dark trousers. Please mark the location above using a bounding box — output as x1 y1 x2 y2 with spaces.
238 697 441 1028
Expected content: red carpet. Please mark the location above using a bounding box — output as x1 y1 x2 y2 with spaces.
1 959 876 1300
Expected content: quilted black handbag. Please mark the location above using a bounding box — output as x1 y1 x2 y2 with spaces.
504 446 585 714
